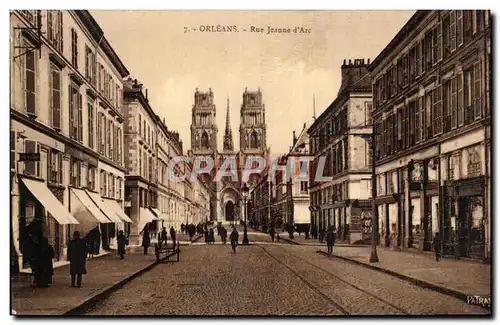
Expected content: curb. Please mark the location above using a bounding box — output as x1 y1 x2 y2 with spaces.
281 236 369 248
315 250 491 311
62 253 174 316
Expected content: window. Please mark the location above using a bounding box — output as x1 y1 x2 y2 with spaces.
24 140 40 177
139 115 142 135
457 73 464 126
447 155 455 180
47 11 63 52
409 101 416 145
25 45 36 116
98 112 105 154
10 131 16 171
71 28 78 68
70 158 81 187
100 170 106 196
109 174 114 198
464 68 473 125
116 177 122 200
69 83 82 141
473 61 482 119
425 92 433 139
403 106 409 148
457 10 463 47
443 80 452 133
432 85 442 135
343 137 348 170
88 166 96 191
415 98 422 143
85 45 96 85
139 148 142 176
106 119 111 157
48 150 63 185
463 10 473 42
117 128 122 164
451 75 458 129
109 120 113 159
49 64 61 129
88 98 94 149
99 64 104 93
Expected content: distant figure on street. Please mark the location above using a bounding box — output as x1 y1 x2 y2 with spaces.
68 231 87 288
311 224 318 239
326 227 336 257
230 227 239 253
142 227 151 255
269 227 275 242
32 236 54 287
221 227 227 244
160 227 168 245
170 226 177 249
433 232 441 262
117 230 128 260
209 228 215 244
319 228 326 243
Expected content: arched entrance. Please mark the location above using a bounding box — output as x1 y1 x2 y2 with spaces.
225 201 235 222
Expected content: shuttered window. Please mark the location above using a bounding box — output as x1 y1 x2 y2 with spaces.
24 140 39 177
50 64 61 129
25 47 36 115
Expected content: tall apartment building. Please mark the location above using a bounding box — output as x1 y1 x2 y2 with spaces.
10 10 131 272
369 10 491 260
308 59 373 244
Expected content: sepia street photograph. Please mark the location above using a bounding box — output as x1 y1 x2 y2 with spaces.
8 6 492 317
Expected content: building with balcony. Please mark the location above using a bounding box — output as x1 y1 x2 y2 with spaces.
308 59 373 244
369 10 491 260
10 10 130 272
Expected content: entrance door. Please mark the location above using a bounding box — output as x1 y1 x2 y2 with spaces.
457 198 470 257
225 201 234 222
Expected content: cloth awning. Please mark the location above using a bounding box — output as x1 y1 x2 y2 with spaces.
85 190 123 224
139 208 157 233
149 208 166 220
106 199 133 223
21 177 79 225
71 188 113 223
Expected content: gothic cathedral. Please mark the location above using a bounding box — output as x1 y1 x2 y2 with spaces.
190 87 269 223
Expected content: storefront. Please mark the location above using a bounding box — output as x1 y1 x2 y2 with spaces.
444 176 486 260
18 177 80 268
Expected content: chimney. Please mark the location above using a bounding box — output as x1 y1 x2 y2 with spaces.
343 59 346 65
348 59 352 65
362 59 365 65
303 122 306 129
339 58 370 95
293 130 297 146
145 89 148 101
367 58 371 64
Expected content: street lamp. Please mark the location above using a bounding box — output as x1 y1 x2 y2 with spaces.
241 182 250 245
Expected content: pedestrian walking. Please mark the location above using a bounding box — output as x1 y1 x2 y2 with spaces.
230 227 239 253
209 228 215 244
32 236 54 287
221 227 227 244
326 226 336 257
319 228 326 243
433 232 441 262
170 226 177 249
142 227 151 255
117 230 128 260
269 227 275 242
160 227 168 245
68 231 87 288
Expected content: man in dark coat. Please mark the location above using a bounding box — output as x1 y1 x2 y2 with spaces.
160 227 168 245
221 227 227 244
433 232 441 262
170 227 177 249
230 227 239 253
117 230 128 260
68 231 87 288
269 227 275 242
326 227 336 257
142 227 151 255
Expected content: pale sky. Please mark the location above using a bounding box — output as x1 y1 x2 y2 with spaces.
90 10 415 154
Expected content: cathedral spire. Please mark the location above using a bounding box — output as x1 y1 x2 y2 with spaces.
223 97 234 151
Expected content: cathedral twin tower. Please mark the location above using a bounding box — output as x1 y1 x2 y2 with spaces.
190 87 269 222
190 87 267 156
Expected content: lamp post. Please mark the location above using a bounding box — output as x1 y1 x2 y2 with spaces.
242 183 250 245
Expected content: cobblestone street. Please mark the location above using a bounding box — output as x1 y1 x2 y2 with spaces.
85 241 488 316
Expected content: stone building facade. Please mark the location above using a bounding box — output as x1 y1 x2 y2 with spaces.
308 59 373 244
10 10 130 272
369 10 491 260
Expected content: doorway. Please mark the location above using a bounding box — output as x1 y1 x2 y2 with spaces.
225 201 235 222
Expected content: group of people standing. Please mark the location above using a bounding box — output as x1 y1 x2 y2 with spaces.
142 226 177 255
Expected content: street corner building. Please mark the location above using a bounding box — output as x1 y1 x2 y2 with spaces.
369 10 491 261
307 58 374 244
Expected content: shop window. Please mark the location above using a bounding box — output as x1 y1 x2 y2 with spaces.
24 139 40 177
70 159 81 187
48 150 63 185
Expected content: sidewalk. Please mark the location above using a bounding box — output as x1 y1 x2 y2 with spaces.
11 249 159 316
277 232 366 247
318 246 491 303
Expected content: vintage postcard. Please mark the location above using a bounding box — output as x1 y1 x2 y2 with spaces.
9 9 491 316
